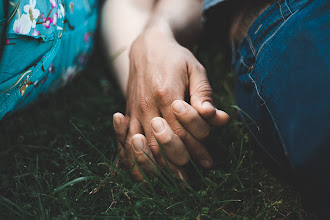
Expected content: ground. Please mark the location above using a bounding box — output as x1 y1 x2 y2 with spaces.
0 45 313 219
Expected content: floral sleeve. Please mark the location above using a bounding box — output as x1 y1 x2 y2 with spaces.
0 0 98 120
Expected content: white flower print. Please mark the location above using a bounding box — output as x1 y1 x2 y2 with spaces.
13 14 32 34
49 0 57 8
62 66 78 84
23 0 40 29
52 13 57 26
13 0 40 34
58 4 65 19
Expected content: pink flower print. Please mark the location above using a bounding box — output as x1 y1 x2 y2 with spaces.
49 0 57 8
52 13 57 26
43 17 52 29
48 64 55 73
31 29 39 36
84 33 89 43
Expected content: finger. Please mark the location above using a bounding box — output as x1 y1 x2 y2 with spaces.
113 112 129 168
143 118 189 180
160 106 214 169
187 57 230 126
125 117 147 181
151 117 190 166
126 134 158 177
134 102 188 180
138 102 181 169
171 100 211 140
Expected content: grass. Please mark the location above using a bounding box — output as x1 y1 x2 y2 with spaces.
0 45 313 219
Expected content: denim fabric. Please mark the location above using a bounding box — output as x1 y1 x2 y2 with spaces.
203 0 224 10
0 0 98 120
233 0 330 213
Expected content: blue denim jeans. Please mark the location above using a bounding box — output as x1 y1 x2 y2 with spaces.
232 0 330 213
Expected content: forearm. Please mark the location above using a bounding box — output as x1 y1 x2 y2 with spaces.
100 0 203 94
145 0 203 46
101 0 155 95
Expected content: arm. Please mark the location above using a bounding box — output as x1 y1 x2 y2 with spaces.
101 0 156 96
103 0 229 180
143 0 203 47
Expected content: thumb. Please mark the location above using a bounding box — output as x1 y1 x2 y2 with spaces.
188 58 230 126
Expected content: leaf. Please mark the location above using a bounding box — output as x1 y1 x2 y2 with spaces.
54 176 94 192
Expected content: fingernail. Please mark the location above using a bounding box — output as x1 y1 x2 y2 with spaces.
113 116 121 127
202 101 215 110
172 101 186 114
132 137 144 152
151 118 165 133
200 160 211 168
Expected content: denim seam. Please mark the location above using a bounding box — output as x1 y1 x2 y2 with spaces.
285 0 293 14
240 56 250 69
277 0 286 21
245 33 256 57
254 9 300 63
248 74 289 157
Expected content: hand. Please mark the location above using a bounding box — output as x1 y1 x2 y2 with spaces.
114 27 229 181
113 100 229 181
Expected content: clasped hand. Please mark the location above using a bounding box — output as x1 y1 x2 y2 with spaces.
113 28 229 181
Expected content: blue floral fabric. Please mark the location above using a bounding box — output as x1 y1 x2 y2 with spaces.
0 0 98 120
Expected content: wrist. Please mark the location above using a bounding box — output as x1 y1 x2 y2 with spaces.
143 20 175 42
130 22 177 57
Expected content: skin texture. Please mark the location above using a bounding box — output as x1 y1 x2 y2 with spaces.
103 0 230 181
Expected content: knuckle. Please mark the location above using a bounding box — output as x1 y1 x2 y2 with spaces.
148 143 160 157
195 80 213 97
151 77 171 105
195 63 207 75
161 132 175 145
154 87 170 104
124 138 132 150
170 147 190 166
139 96 152 114
191 146 203 158
198 126 211 140
185 140 204 157
173 128 188 141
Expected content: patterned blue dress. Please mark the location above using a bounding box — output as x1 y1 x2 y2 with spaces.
0 0 98 120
